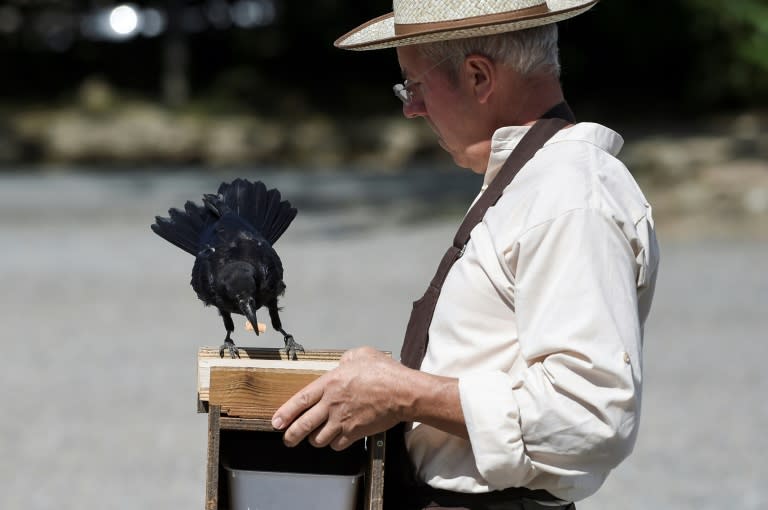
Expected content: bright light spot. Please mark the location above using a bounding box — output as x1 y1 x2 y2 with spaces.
109 5 139 36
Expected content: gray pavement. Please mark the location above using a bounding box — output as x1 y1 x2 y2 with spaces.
0 171 765 509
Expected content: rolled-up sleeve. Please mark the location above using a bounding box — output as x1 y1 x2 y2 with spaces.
458 207 643 490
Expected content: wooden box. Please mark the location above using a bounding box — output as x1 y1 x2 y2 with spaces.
198 347 385 510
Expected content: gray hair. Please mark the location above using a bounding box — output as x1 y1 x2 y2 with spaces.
418 24 560 81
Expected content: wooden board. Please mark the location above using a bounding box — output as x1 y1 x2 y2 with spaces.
209 367 328 419
365 432 387 510
197 347 343 407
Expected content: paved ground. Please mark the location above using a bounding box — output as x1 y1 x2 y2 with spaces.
0 172 765 509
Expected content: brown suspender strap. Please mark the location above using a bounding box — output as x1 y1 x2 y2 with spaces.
399 116 569 370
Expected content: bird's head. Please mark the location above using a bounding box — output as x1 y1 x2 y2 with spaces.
218 261 265 335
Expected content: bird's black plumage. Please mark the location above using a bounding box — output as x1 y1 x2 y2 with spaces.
151 178 303 358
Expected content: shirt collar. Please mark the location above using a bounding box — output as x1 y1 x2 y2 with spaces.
481 122 625 188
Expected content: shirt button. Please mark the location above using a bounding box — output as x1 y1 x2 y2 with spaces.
623 352 631 364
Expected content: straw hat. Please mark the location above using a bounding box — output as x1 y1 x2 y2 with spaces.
335 0 598 51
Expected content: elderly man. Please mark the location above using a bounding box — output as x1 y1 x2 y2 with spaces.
272 1 660 509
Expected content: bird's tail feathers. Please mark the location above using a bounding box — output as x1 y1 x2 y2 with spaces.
152 178 296 254
202 193 225 216
217 178 297 244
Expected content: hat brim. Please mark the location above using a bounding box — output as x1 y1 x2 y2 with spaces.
335 0 598 51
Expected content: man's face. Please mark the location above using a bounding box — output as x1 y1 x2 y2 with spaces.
395 45 490 173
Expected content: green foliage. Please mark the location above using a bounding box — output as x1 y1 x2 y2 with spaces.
688 0 768 69
682 0 768 105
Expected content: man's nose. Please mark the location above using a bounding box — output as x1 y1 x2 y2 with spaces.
403 98 426 119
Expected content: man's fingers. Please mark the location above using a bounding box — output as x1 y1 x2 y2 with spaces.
330 434 355 452
308 422 341 448
272 378 324 430
282 403 329 447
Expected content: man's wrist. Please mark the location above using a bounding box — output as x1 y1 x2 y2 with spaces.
397 369 468 438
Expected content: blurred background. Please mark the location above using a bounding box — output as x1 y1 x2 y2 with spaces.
0 1 766 509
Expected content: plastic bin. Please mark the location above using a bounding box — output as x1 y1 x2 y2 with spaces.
225 467 362 510
219 430 366 510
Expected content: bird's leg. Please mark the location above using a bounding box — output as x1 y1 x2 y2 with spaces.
219 311 240 359
278 326 303 360
268 300 303 360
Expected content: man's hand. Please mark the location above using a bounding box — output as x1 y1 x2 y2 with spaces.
271 346 412 451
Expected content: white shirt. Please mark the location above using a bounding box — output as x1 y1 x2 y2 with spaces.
405 122 660 502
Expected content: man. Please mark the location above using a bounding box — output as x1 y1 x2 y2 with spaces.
272 1 660 509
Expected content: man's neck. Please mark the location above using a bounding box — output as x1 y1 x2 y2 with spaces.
496 72 565 126
466 72 565 174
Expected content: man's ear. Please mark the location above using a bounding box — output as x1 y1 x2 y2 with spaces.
462 55 496 104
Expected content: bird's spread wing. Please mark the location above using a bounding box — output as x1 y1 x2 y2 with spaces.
151 200 219 256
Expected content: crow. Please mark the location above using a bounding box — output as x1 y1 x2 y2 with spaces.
151 178 303 359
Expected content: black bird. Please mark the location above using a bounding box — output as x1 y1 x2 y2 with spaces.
151 178 303 359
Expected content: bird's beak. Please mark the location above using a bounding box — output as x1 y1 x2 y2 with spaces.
239 298 260 336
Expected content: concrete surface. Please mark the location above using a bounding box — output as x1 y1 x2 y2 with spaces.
0 171 765 509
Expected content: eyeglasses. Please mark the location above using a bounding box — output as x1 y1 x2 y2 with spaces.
392 54 456 105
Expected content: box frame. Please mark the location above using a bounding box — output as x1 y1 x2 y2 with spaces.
199 347 386 510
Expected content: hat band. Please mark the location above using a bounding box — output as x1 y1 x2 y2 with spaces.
394 4 550 36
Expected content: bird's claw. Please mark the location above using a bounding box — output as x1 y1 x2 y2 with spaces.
219 341 240 359
284 335 304 360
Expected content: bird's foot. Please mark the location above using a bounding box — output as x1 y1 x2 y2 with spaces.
219 340 240 359
283 335 304 360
